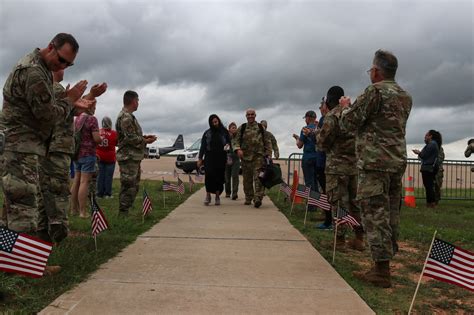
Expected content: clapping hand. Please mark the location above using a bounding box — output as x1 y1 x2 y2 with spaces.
90 83 108 98
66 80 88 103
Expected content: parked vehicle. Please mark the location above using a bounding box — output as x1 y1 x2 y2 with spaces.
175 138 204 174
147 145 160 159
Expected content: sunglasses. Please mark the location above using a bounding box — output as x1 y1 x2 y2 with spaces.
52 43 74 67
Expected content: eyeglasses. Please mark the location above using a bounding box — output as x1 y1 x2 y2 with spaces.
52 43 74 67
366 67 378 75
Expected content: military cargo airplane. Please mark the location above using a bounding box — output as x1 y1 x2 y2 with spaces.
146 134 184 159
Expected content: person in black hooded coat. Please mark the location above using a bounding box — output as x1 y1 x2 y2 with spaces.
197 114 231 205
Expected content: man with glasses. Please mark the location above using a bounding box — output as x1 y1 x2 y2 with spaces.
1 33 92 274
233 109 272 208
339 50 412 288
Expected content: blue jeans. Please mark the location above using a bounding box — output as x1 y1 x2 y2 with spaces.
97 161 116 197
302 158 319 192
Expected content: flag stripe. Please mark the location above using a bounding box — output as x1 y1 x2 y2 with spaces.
0 255 44 272
456 247 474 260
17 234 53 250
15 238 51 259
424 270 474 291
11 246 49 263
427 259 474 280
450 258 474 273
0 264 44 278
0 251 45 268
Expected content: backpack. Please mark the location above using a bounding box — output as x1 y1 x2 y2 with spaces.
72 115 88 161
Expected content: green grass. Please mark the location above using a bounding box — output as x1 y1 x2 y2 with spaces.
0 179 201 313
268 188 474 314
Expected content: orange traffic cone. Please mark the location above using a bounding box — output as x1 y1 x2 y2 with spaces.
404 176 416 208
291 169 304 204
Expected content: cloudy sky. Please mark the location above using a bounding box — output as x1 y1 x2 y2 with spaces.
1 0 473 158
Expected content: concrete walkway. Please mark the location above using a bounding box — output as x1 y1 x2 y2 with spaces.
40 187 373 315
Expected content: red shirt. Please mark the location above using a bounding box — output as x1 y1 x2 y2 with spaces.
96 128 118 163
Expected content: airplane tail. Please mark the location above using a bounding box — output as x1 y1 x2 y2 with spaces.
173 134 184 149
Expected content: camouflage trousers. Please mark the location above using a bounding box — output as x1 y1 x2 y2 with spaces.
241 157 264 203
118 160 141 214
38 153 70 243
357 170 403 262
0 155 6 227
225 157 240 198
326 173 362 237
1 151 39 234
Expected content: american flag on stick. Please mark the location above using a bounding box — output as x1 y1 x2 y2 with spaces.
307 191 331 211
294 184 310 199
423 238 473 291
142 189 153 216
279 182 292 197
91 196 109 237
0 227 53 278
163 180 179 192
334 207 360 229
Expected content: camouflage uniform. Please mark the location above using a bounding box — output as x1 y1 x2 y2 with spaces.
233 122 272 204
36 82 72 242
266 131 280 159
116 109 145 215
0 113 6 227
434 146 444 204
316 105 361 239
340 80 412 262
2 49 72 236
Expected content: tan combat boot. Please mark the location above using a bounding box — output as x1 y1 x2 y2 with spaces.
43 265 62 276
347 230 365 251
353 261 391 288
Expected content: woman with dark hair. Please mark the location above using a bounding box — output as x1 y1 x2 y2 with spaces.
413 130 440 208
197 114 231 205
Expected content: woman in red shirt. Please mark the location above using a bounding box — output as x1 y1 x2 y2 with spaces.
96 116 118 198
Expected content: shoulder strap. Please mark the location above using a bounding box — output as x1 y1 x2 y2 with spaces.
239 123 247 146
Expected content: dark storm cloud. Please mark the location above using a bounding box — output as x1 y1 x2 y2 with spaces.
1 0 473 156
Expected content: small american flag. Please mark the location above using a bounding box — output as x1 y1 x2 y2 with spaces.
294 184 310 199
177 178 185 194
163 180 178 192
0 227 52 278
91 196 109 237
142 189 153 216
279 182 292 197
189 175 195 192
423 238 473 292
334 207 360 228
307 190 331 211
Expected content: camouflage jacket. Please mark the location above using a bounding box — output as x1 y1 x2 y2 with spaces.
233 122 272 161
49 83 75 154
316 105 357 175
340 80 412 173
2 49 73 156
265 130 280 159
116 109 145 161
